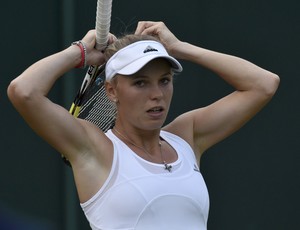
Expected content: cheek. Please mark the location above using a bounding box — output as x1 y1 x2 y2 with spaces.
118 90 144 110
165 85 173 101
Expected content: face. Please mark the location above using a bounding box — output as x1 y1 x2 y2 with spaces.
108 58 174 131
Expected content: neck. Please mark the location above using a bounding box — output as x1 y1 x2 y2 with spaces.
113 125 160 149
113 127 172 172
113 127 159 153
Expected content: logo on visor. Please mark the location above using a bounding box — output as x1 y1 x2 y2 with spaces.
143 46 158 53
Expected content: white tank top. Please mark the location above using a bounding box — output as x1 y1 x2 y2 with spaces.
81 130 209 230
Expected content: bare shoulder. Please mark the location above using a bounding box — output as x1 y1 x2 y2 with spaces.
163 108 210 159
163 111 198 148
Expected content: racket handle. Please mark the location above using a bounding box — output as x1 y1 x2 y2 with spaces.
95 0 113 50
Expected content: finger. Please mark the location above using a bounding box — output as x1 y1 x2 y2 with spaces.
135 21 155 35
142 26 159 35
108 33 117 45
82 30 97 49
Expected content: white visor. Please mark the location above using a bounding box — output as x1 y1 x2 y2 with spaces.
105 40 183 82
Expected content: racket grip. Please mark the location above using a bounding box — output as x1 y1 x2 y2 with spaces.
95 0 113 50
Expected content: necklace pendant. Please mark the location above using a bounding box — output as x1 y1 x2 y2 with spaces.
163 161 172 172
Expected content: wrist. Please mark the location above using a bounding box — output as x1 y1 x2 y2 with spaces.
169 42 200 61
167 41 187 59
71 40 87 68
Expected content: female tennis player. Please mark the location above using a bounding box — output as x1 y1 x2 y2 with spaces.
7 21 279 229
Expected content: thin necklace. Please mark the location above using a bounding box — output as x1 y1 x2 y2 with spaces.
113 127 172 172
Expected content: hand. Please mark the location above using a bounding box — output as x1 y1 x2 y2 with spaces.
135 21 180 55
81 30 116 66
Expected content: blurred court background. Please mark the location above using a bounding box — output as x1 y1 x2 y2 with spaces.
1 0 299 229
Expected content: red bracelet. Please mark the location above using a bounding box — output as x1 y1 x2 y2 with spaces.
72 41 87 68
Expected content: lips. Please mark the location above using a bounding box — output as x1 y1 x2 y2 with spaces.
147 107 163 113
146 106 166 120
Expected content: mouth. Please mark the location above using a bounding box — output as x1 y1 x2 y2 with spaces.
147 107 164 113
146 106 167 121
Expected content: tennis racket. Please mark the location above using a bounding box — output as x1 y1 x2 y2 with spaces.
64 0 116 166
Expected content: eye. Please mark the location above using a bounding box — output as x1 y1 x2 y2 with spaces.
134 80 146 87
160 76 172 85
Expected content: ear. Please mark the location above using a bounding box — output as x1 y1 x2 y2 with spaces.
105 81 118 103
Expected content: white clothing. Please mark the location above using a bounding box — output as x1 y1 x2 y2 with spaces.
81 130 209 230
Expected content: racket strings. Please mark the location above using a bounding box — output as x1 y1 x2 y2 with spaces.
78 79 117 132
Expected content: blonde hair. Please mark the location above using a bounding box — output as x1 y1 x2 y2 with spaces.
104 34 159 62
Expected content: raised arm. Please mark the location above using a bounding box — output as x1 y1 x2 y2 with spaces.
136 21 280 156
7 30 109 162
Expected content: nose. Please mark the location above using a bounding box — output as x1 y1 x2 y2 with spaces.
149 83 163 100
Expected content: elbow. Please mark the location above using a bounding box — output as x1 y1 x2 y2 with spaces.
7 78 33 107
265 72 280 98
7 79 19 104
258 72 280 100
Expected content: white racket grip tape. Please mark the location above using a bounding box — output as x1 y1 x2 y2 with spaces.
95 0 113 50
